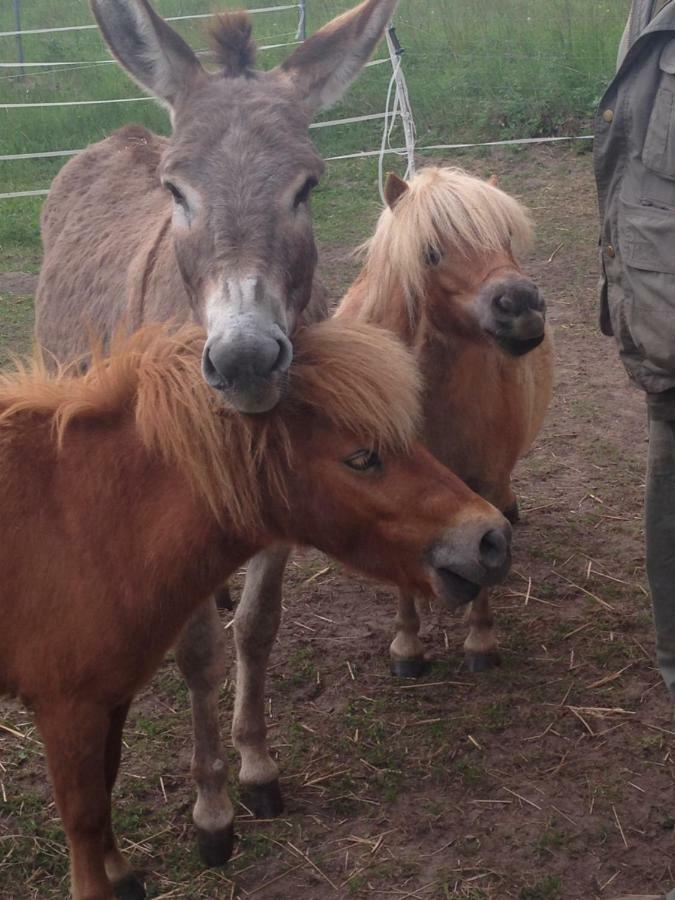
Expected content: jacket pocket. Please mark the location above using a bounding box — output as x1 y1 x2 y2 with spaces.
619 198 675 388
643 39 675 181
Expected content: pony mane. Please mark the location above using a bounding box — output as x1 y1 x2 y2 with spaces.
358 166 534 323
0 321 420 534
207 11 257 76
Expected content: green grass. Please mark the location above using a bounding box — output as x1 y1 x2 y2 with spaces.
0 0 627 269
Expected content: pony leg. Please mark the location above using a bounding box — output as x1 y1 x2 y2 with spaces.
232 545 289 818
103 703 146 900
463 588 501 672
175 599 235 867
390 591 429 678
36 702 114 900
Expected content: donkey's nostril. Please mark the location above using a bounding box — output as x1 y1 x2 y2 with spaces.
202 345 227 389
479 527 510 570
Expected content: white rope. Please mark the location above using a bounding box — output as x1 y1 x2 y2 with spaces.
0 136 595 200
0 41 302 69
0 96 151 109
0 5 299 39
0 113 388 159
329 134 594 162
378 27 417 203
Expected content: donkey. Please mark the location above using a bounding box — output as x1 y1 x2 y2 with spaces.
229 168 553 819
34 0 399 865
0 320 512 900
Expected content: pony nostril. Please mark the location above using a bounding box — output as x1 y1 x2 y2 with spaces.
479 527 509 570
493 293 512 315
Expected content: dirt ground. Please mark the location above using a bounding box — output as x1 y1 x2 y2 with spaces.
1 145 674 900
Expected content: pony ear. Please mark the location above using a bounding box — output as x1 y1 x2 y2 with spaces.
384 172 409 209
90 0 205 111
487 175 499 187
278 0 398 113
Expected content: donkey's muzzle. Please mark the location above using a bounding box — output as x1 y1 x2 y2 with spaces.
202 326 293 414
426 519 512 609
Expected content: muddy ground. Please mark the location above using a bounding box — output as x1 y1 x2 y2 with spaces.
1 146 674 899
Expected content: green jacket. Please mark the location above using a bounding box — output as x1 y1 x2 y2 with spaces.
595 0 675 415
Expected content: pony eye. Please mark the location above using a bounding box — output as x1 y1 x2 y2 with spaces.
425 245 443 267
344 449 382 472
293 177 318 209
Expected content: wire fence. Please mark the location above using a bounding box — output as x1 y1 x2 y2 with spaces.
0 0 626 203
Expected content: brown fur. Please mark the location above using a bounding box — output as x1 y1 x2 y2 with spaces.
1 319 506 899
207 12 257 76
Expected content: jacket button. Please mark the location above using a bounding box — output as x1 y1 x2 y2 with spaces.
607 244 616 258
602 109 614 123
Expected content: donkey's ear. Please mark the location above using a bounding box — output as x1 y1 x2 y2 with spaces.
384 172 409 209
279 0 398 113
91 0 204 111
487 174 499 187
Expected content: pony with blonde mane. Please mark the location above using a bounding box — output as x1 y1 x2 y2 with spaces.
0 319 511 900
227 167 553 821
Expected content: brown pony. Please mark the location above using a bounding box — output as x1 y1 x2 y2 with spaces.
228 167 553 820
0 320 511 900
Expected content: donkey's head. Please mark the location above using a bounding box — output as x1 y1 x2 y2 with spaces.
91 0 397 412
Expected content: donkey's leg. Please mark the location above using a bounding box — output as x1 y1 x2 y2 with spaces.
390 591 429 678
175 599 235 867
103 702 146 900
36 701 114 900
464 588 501 672
232 545 290 818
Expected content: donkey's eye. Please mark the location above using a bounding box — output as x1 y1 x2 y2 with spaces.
164 181 187 208
425 245 443 267
293 177 318 209
344 449 382 473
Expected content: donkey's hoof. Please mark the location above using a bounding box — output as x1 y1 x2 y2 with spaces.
465 650 502 673
113 873 146 900
503 500 520 524
196 824 235 868
390 656 430 678
214 586 234 611
241 779 285 819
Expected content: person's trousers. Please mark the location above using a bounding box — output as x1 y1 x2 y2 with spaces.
646 415 675 700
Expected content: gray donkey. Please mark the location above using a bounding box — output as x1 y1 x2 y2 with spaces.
35 0 398 880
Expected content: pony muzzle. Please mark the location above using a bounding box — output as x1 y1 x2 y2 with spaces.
426 518 512 609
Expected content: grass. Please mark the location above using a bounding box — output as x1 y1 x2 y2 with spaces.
0 0 628 269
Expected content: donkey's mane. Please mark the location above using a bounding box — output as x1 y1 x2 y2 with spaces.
358 167 534 323
208 11 257 75
0 321 420 532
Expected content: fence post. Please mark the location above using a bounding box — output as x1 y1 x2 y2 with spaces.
296 0 306 41
13 0 25 78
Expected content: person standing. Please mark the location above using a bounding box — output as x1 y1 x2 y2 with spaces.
595 3 675 898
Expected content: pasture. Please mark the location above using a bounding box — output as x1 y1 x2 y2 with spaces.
3 1 674 898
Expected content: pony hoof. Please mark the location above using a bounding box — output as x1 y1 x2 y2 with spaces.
214 586 234 611
503 500 520 524
390 657 430 678
465 650 502 673
113 874 146 900
241 779 285 819
196 824 235 868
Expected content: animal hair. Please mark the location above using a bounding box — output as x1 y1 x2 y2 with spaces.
357 166 534 323
0 320 420 534
207 12 257 76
